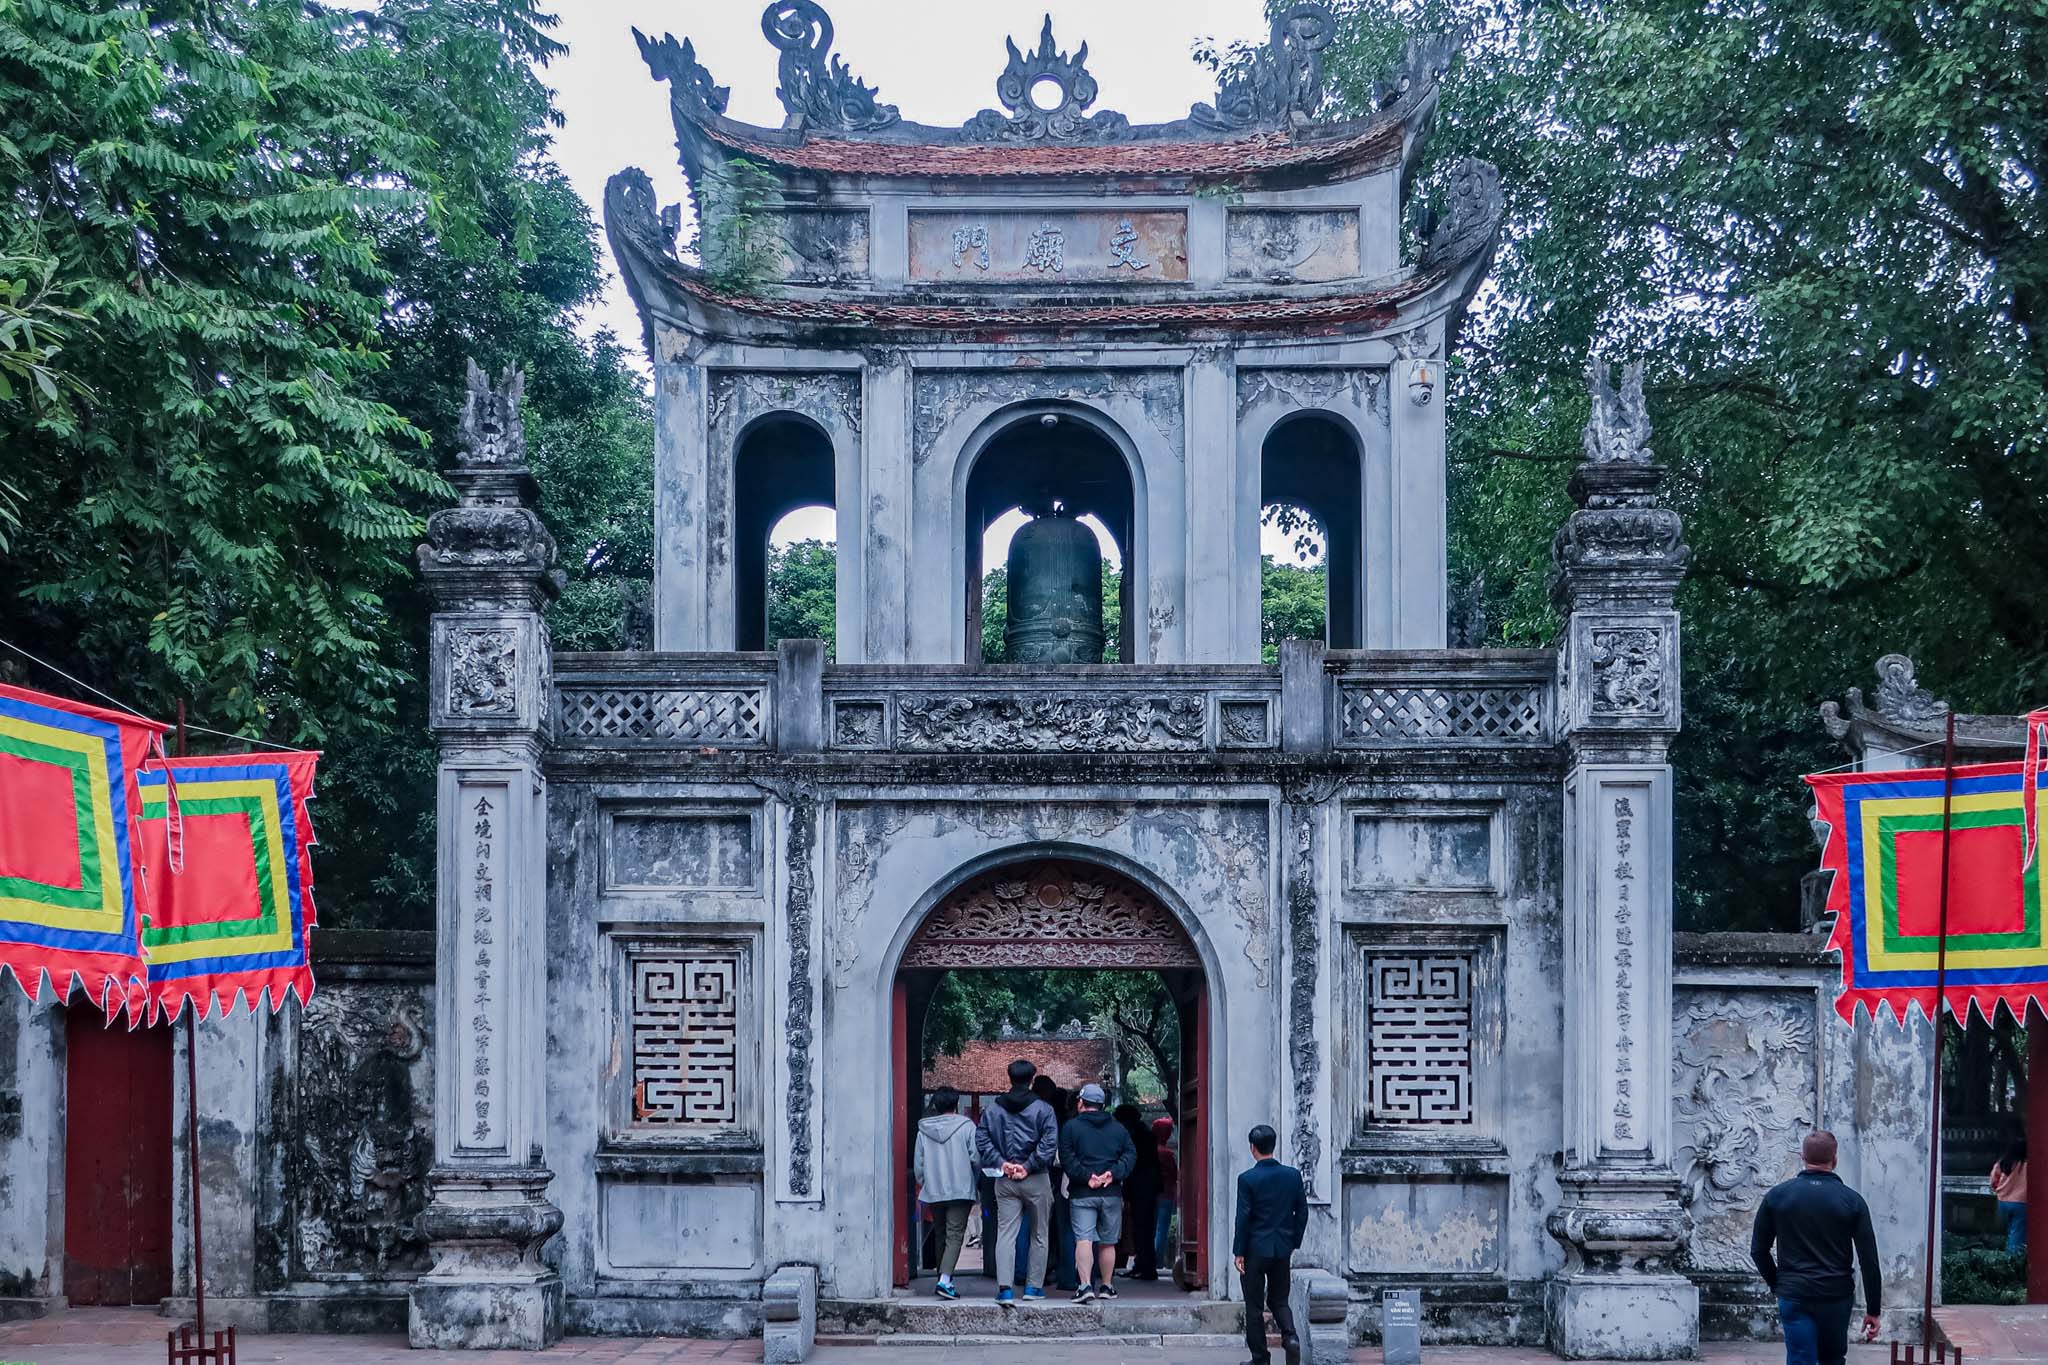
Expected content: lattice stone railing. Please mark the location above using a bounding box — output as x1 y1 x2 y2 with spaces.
553 655 774 747
549 651 1557 752
1331 651 1555 747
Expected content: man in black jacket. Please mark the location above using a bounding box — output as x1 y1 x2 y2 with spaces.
1057 1083 1136 1302
1751 1130 1883 1365
975 1058 1059 1303
1234 1124 1307 1365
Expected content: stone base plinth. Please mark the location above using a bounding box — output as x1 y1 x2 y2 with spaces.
1546 1273 1699 1361
408 1274 564 1350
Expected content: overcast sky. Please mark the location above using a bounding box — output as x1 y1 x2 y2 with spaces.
540 1 1291 558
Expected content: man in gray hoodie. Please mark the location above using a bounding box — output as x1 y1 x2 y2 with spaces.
975 1058 1059 1302
914 1086 980 1299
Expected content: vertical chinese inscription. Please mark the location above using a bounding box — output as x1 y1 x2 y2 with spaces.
1366 956 1474 1124
1608 793 1641 1148
630 954 741 1128
467 791 498 1149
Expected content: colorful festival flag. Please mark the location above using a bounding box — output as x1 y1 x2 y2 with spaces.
1808 761 2048 1024
0 683 166 1013
134 751 320 1022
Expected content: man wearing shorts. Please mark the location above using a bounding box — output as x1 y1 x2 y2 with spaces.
1057 1083 1137 1303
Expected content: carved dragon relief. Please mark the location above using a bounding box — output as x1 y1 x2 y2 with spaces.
1672 991 1818 1273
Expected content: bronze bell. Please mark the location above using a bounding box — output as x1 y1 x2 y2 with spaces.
1004 500 1104 664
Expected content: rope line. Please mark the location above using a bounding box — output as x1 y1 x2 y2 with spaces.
0 635 303 753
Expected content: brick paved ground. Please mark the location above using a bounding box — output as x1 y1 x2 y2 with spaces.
0 1309 1916 1365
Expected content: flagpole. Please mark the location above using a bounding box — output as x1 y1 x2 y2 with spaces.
1920 711 1958 1347
177 701 207 1348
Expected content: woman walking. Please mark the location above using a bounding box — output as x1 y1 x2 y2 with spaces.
916 1086 980 1298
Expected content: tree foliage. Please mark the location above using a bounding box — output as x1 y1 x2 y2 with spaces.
924 969 1182 1102
0 0 650 927
767 539 838 650
1321 0 2048 928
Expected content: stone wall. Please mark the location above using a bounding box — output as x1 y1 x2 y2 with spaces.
1674 933 1933 1341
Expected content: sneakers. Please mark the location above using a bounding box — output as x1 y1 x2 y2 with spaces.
1022 1286 1046 1300
996 1287 1016 1304
1096 1282 1119 1299
1074 1284 1095 1303
934 1281 957 1300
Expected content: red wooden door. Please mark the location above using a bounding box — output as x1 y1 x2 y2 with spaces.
891 976 912 1288
1178 982 1209 1288
64 1009 173 1305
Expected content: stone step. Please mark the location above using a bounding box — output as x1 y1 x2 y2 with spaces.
818 1295 1243 1341
818 1333 1245 1348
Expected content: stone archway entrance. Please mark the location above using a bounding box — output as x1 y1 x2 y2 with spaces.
889 858 1211 1292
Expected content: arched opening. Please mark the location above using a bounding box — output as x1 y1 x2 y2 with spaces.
1261 413 1362 650
733 414 835 652
766 505 837 652
965 413 1136 663
889 858 1212 1298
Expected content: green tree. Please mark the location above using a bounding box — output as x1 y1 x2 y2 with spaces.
1260 557 1327 662
0 1 652 928
767 539 838 649
924 969 1182 1101
1321 0 2048 928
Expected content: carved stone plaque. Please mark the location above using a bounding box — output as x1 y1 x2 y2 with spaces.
1226 208 1361 282
909 210 1189 283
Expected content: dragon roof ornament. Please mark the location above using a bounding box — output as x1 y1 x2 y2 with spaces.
763 0 899 132
1190 3 1338 131
1582 354 1653 465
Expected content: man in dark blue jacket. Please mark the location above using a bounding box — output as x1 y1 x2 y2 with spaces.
975 1058 1059 1303
1057 1083 1136 1302
1750 1130 1883 1365
1233 1124 1307 1365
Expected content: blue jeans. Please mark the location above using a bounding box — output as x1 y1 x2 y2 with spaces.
2000 1200 2028 1255
1779 1296 1852 1365
1154 1196 1176 1272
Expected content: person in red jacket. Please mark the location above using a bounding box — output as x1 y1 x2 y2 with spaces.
1152 1116 1180 1276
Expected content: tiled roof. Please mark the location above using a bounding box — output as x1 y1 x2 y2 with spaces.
696 119 1405 182
925 1037 1115 1096
666 269 1429 337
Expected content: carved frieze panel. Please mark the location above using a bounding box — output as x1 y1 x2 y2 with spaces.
708 369 861 445
1562 614 1679 731
828 699 888 749
896 693 1205 753
604 808 761 893
908 210 1187 284
1218 697 1275 748
447 626 517 717
777 209 870 283
431 617 545 730
291 981 433 1280
1235 367 1384 422
902 860 1200 969
1348 809 1496 893
911 368 1184 464
1672 988 1819 1273
1226 208 1361 283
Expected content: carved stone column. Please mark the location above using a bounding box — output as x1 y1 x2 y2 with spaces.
408 361 566 1350
1546 357 1698 1359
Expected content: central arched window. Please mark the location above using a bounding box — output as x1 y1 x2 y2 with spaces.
1261 413 1362 650
964 413 1135 664
733 414 835 652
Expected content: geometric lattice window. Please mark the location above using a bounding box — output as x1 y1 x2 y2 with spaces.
629 953 741 1129
1366 955 1474 1124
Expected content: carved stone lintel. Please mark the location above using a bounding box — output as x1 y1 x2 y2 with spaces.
902 860 1199 970
895 694 1204 753
710 370 861 442
964 18 1131 144
1191 4 1337 130
1235 368 1383 423
763 1 899 132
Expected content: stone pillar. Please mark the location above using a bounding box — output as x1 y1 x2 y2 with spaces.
1546 357 1697 1359
409 360 565 1350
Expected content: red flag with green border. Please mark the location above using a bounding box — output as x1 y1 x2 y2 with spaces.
0 682 166 1015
